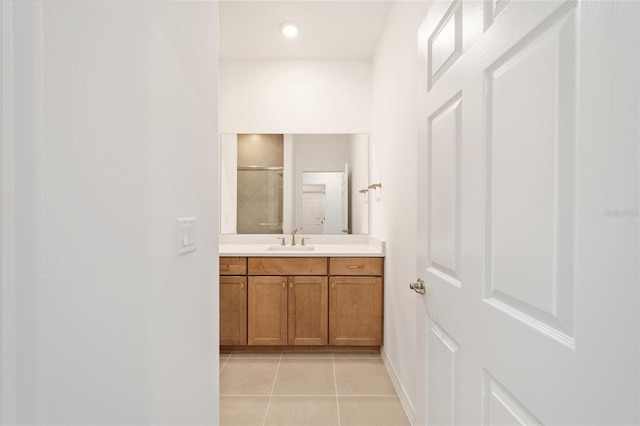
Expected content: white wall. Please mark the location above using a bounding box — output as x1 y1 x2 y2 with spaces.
220 60 371 133
220 133 237 234
349 134 369 234
2 1 220 424
293 134 350 172
370 1 431 423
283 134 294 233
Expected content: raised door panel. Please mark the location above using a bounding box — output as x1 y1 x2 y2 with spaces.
427 320 460 424
329 277 382 346
484 8 576 341
248 276 287 345
288 276 328 346
220 276 247 346
427 93 462 287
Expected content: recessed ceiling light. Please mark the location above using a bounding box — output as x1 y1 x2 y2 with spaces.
280 22 300 38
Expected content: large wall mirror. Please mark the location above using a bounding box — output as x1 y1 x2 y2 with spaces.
220 134 369 235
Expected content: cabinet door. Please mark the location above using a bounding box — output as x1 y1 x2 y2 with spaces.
288 276 328 346
248 276 287 345
329 277 382 346
220 276 247 345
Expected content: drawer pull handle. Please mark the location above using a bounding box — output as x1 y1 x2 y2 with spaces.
240 283 245 289
347 265 365 269
221 265 230 270
282 282 286 288
290 282 294 288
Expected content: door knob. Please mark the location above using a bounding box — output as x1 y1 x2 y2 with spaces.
410 278 425 294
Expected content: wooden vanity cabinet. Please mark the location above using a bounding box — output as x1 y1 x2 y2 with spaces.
219 257 247 346
329 257 383 346
220 255 383 350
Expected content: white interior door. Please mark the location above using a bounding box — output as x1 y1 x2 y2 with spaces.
414 1 639 425
302 188 325 234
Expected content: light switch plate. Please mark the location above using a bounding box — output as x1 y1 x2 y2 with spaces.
177 217 196 255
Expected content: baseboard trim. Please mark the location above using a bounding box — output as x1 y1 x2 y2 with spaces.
381 345 416 425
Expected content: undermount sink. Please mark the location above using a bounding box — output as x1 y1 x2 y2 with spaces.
265 245 315 251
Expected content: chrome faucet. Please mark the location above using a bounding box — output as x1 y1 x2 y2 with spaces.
291 228 298 246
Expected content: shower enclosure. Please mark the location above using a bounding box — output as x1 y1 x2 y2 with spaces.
236 134 284 234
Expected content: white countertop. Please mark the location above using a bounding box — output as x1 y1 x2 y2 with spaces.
219 234 385 257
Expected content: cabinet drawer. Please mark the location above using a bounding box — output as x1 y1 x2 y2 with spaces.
330 257 383 276
248 257 328 276
220 257 247 275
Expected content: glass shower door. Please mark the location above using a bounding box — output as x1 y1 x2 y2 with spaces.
236 167 283 234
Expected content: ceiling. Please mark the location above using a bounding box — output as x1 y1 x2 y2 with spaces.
219 1 393 60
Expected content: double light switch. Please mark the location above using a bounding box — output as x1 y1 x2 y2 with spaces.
177 217 196 255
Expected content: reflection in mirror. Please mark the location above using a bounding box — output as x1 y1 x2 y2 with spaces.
237 134 284 234
220 134 369 235
302 171 345 234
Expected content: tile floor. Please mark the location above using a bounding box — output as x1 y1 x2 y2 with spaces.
220 352 411 426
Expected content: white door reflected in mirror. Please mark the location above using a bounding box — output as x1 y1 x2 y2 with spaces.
302 185 325 234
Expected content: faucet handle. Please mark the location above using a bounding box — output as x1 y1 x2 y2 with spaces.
276 237 286 246
301 237 310 246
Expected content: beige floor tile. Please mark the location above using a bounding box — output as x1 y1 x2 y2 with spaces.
272 359 336 395
220 356 230 373
220 396 270 426
264 396 339 426
338 396 410 426
334 358 397 395
220 358 280 395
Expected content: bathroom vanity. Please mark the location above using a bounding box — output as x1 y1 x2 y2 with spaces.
218 132 383 352
219 236 384 353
